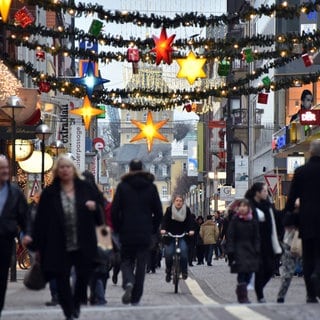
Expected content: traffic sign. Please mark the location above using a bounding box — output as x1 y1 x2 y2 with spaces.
264 174 280 194
30 179 40 197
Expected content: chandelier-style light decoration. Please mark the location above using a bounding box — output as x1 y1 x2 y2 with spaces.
130 111 169 152
0 60 21 101
151 27 175 65
176 51 207 84
0 0 12 22
71 61 109 97
70 95 104 130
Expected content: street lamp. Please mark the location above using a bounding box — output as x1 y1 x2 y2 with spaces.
35 124 52 189
1 96 25 181
49 140 66 157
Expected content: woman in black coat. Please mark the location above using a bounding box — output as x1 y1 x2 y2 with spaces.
227 199 260 303
245 182 283 303
33 155 103 320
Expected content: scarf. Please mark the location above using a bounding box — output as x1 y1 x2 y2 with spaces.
171 204 187 222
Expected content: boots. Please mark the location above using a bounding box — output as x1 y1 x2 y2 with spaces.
236 283 250 303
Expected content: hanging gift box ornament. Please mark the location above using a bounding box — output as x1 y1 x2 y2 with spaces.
88 19 103 37
302 53 313 67
127 48 140 62
38 81 51 93
36 50 45 61
218 60 230 76
14 6 35 28
258 92 268 104
242 48 254 63
262 76 271 87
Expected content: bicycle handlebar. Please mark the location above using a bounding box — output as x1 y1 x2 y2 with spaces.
164 232 188 238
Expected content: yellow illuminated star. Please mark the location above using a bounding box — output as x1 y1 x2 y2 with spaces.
176 51 207 85
0 0 12 22
70 95 104 130
130 111 169 152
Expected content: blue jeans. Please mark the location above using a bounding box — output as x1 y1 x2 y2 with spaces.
205 244 214 265
164 238 188 274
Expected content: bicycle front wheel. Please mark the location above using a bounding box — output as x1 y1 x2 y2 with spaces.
173 255 180 294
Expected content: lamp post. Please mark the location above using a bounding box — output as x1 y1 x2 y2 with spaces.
35 124 52 190
1 96 25 181
49 140 66 158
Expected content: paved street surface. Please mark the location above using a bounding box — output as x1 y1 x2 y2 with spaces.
2 258 319 320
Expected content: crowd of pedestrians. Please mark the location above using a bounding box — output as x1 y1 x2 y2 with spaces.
1 143 320 319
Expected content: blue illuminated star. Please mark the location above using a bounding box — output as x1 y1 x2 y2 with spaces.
71 62 109 97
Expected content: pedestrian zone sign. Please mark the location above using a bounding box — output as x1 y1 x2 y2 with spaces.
264 175 280 194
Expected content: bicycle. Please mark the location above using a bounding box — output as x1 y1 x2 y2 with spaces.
163 232 188 293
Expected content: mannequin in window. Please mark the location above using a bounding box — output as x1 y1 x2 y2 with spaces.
290 89 313 123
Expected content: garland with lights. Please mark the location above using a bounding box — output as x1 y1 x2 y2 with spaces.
20 0 320 28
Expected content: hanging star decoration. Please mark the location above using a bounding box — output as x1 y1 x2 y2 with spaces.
0 0 12 22
151 27 176 65
71 61 109 97
70 95 104 130
176 51 207 85
130 111 169 152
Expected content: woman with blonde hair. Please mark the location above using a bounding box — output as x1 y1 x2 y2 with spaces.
32 154 104 320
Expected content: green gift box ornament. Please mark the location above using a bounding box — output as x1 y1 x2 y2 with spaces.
89 19 103 37
262 76 271 87
218 60 231 76
243 48 254 63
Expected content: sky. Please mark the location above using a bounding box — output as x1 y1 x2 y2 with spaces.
74 1 227 120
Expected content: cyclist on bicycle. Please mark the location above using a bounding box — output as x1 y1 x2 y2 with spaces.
160 195 195 282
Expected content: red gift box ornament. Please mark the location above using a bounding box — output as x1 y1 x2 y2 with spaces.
127 48 140 62
302 53 313 67
14 6 35 28
183 103 192 112
38 81 51 93
36 50 45 61
258 92 268 104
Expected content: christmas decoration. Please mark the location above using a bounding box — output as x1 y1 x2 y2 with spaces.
36 50 45 61
176 51 206 85
183 103 192 112
151 27 175 65
242 48 254 63
14 6 35 28
127 48 140 62
0 60 21 102
258 92 268 104
218 60 230 76
70 95 105 130
71 61 109 97
262 76 271 87
88 19 103 37
130 111 169 152
0 0 12 22
38 81 51 93
302 53 313 67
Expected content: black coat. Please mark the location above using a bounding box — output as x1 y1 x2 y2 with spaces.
285 156 320 240
33 178 103 278
111 171 163 246
0 182 29 238
226 216 260 273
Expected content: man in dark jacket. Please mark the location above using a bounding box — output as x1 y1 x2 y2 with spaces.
285 139 320 303
111 159 163 305
0 155 31 317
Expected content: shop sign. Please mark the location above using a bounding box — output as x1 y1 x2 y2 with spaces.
272 126 288 151
300 110 320 125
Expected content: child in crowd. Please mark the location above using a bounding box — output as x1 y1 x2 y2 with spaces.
226 199 260 303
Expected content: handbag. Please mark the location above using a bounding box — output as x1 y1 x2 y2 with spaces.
96 225 113 251
290 230 302 257
23 262 46 290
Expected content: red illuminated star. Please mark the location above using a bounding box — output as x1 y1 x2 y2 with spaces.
151 27 176 65
130 111 169 152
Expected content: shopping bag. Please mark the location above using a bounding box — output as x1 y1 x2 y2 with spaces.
23 262 46 290
290 230 302 258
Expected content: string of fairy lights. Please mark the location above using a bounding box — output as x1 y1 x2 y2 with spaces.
2 0 320 110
